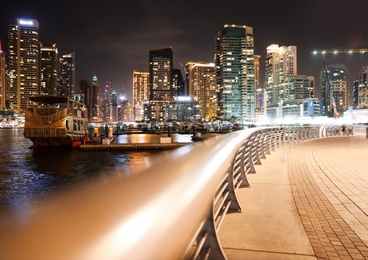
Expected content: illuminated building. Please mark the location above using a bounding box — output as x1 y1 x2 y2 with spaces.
101 80 112 122
40 43 58 96
320 64 350 116
215 24 255 122
0 41 7 109
254 55 264 120
133 71 149 121
59 52 75 98
147 48 174 121
357 67 368 109
265 44 297 107
186 62 216 121
165 97 200 121
149 48 173 101
173 68 185 98
88 76 100 122
8 18 40 112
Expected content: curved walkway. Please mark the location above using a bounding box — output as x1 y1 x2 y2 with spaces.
219 133 368 259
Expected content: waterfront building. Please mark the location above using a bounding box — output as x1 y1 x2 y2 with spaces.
118 99 134 122
215 24 255 122
40 43 59 96
353 79 359 109
133 70 149 121
357 67 368 109
101 80 112 122
146 48 174 121
320 63 350 116
265 44 297 108
165 97 200 121
7 18 40 113
111 90 118 122
186 62 216 121
173 68 185 98
0 41 7 109
59 52 76 99
149 48 173 101
302 98 323 117
144 100 169 122
80 76 100 122
281 75 314 102
254 55 265 121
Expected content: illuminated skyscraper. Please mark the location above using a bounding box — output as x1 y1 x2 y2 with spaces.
265 44 297 107
133 70 149 121
88 75 100 122
357 67 368 109
40 43 59 96
59 52 75 98
0 41 7 109
321 64 350 116
254 55 264 120
147 48 173 121
149 48 173 101
8 18 40 112
173 68 185 98
215 24 255 122
186 62 216 121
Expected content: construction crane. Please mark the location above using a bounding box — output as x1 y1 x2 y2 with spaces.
311 48 368 55
311 48 368 117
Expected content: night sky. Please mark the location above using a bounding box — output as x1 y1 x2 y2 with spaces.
1 0 368 100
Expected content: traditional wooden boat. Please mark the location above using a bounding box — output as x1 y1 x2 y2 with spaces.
24 96 89 148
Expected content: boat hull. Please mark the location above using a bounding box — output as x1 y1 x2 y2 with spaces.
24 127 86 148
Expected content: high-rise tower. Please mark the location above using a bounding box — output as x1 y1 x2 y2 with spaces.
0 40 7 109
40 43 59 96
265 44 297 107
133 70 149 121
215 24 255 122
8 18 40 113
321 64 350 116
357 67 368 109
186 62 216 121
149 48 173 101
59 52 76 99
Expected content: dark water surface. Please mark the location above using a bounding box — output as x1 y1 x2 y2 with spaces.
0 129 191 222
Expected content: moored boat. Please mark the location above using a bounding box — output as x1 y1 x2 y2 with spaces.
24 96 89 148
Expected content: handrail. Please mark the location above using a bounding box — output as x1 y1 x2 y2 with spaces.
0 125 350 260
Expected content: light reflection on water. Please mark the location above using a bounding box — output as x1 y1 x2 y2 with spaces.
0 128 182 222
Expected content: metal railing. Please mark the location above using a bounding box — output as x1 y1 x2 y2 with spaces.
0 125 352 260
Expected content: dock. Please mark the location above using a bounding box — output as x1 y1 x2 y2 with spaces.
79 142 193 150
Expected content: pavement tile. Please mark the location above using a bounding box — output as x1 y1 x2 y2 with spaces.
220 133 368 259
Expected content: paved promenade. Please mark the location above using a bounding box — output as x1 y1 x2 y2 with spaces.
219 133 368 259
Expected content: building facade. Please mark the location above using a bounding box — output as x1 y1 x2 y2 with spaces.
320 63 350 117
40 43 59 96
186 62 216 121
146 48 174 121
59 52 76 99
215 24 255 122
357 67 368 109
149 48 173 101
87 76 100 122
133 70 149 121
7 18 40 113
265 44 297 108
0 41 7 109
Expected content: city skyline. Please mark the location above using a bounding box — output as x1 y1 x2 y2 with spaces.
1 0 368 101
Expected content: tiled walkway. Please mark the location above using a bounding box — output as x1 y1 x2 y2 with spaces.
219 133 368 259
